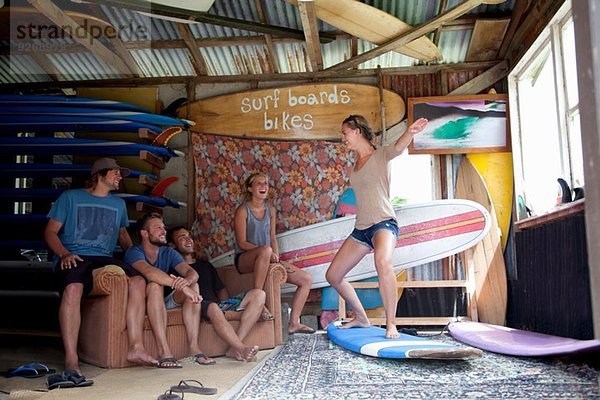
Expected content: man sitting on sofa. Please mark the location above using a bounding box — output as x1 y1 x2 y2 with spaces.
45 158 156 381
124 213 215 368
168 226 261 362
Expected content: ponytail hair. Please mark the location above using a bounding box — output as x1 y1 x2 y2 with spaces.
342 114 376 147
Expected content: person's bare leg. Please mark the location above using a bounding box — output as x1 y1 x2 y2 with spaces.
325 238 371 329
174 286 214 365
146 283 176 366
235 288 265 342
59 283 83 373
372 231 399 338
237 246 272 291
284 263 314 333
203 303 258 362
126 276 157 366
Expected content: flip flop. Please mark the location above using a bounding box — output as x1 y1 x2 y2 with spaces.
2 362 56 378
193 353 216 366
157 357 182 369
47 374 76 390
157 389 183 400
171 379 217 395
63 369 94 387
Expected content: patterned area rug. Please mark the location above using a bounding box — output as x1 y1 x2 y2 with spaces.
224 332 599 399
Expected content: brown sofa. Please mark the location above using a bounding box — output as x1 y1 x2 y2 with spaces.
78 263 287 368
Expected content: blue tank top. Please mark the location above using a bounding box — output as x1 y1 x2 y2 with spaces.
235 202 271 256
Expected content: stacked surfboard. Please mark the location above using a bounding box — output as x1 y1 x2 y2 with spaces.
0 94 190 257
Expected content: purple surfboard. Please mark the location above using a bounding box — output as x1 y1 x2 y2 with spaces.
448 321 600 356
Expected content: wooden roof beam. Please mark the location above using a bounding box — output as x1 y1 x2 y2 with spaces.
27 0 132 76
177 23 208 76
30 53 61 81
254 0 280 73
497 0 530 60
0 61 500 90
100 0 336 43
298 0 323 72
88 3 142 77
448 60 509 95
327 0 507 71
433 0 449 45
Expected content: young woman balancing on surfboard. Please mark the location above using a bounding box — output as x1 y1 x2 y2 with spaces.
234 172 315 334
326 115 428 338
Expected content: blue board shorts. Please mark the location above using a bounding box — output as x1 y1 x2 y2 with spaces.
349 218 399 250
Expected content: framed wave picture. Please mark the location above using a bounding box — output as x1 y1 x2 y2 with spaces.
407 94 510 154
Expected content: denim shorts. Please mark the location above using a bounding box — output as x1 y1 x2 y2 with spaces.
164 290 181 310
349 218 399 250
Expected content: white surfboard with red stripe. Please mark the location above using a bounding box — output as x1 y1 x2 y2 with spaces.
210 199 490 293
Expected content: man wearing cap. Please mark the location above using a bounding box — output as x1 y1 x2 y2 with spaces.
45 158 157 378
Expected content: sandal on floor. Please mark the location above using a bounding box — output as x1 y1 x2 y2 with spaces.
2 362 56 378
157 389 183 400
157 357 182 369
47 370 93 390
193 353 216 365
171 379 217 395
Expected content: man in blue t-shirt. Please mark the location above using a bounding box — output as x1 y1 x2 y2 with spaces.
124 213 214 368
45 158 156 379
167 226 261 362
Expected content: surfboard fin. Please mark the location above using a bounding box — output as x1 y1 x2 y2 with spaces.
557 178 572 204
152 126 184 146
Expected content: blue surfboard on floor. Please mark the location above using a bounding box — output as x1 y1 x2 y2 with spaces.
0 107 190 128
327 323 482 360
0 115 163 133
0 163 157 180
0 94 150 112
0 137 182 159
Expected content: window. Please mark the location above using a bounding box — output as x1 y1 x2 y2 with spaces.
509 1 582 217
391 152 433 204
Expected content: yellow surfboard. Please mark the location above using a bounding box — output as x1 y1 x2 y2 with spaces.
466 153 513 250
456 158 507 326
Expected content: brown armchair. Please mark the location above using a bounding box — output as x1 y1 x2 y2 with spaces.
78 263 286 368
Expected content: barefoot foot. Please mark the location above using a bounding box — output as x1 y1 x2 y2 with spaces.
288 323 315 334
340 318 370 329
226 345 259 362
385 325 400 339
127 349 158 366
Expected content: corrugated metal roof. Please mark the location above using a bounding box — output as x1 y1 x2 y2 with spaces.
0 0 514 84
0 55 50 84
131 48 195 76
438 29 472 64
48 52 120 80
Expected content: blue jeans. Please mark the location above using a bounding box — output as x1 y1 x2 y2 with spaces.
349 219 399 250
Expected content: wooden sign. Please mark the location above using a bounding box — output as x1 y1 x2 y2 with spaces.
180 83 405 141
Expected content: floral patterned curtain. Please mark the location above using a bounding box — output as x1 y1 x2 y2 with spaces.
191 133 354 258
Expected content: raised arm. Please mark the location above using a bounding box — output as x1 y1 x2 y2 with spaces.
394 117 429 153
